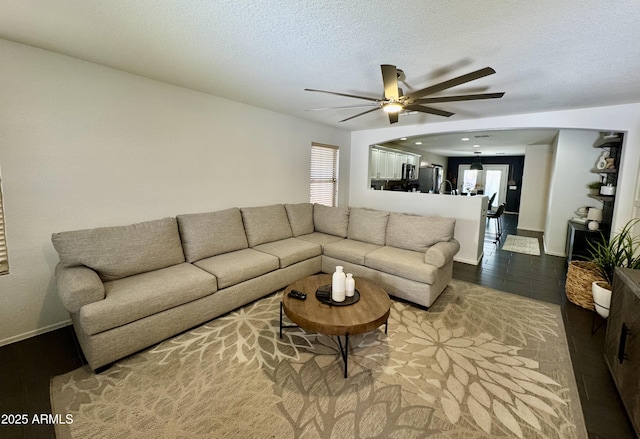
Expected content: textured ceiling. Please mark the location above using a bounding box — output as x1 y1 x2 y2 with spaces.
2 0 640 133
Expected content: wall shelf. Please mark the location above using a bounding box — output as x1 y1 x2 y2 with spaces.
590 168 617 174
581 131 623 235
588 194 615 203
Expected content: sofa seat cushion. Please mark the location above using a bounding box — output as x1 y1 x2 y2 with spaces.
297 232 345 250
365 246 438 284
253 238 321 268
323 239 382 266
241 204 293 247
52 217 185 282
194 248 279 289
79 263 217 336
177 208 248 262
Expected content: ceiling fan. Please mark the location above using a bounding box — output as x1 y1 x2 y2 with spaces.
305 64 504 124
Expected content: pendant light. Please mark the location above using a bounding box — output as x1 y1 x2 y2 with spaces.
470 152 483 170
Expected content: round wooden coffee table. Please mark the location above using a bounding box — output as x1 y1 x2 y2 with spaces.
279 273 391 377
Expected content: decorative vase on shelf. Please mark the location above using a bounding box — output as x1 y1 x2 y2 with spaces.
600 184 616 196
332 266 346 302
595 150 609 170
345 273 355 297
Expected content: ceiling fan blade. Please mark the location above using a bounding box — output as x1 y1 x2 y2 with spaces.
406 67 497 100
381 64 399 100
305 88 380 102
339 107 380 122
388 112 399 124
404 105 454 118
305 103 378 111
413 92 505 105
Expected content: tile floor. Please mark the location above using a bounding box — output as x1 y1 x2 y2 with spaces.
0 213 636 438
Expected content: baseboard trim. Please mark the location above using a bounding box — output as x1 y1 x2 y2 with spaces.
517 226 545 233
0 320 72 348
454 253 483 266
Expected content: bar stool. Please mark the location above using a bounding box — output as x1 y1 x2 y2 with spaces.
487 203 506 243
487 192 497 211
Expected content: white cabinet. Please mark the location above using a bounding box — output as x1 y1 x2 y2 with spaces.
369 148 379 178
406 155 418 167
370 148 389 179
386 152 399 179
370 147 421 180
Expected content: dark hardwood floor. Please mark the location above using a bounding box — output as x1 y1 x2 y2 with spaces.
0 212 636 438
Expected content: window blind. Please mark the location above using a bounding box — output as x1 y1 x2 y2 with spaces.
310 143 339 207
0 180 7 274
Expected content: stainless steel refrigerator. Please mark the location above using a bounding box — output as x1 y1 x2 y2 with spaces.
418 166 435 192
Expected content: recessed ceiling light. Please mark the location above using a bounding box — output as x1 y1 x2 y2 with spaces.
400 137 407 140
461 137 470 141
415 141 422 145
473 144 480 148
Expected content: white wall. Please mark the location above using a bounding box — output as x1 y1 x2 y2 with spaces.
349 104 640 261
0 40 350 345
543 130 602 255
518 144 554 232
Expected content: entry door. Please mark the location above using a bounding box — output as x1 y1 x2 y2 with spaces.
458 164 509 208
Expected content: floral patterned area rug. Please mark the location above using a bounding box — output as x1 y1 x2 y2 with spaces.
51 280 587 438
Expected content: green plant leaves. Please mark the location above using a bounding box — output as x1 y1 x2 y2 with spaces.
588 218 640 284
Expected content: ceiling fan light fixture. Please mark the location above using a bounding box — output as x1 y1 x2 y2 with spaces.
383 102 403 113
305 64 503 125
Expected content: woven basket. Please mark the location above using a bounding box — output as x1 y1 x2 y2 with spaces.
565 261 604 310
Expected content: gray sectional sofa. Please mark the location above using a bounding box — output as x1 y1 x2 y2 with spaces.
52 203 459 370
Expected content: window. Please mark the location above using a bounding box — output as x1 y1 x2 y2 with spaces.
458 164 509 205
0 177 8 275
310 143 339 207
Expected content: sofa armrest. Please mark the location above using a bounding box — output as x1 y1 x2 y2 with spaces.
55 263 105 313
424 239 460 268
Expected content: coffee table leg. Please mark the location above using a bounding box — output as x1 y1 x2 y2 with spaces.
345 333 349 378
279 302 283 339
336 333 349 378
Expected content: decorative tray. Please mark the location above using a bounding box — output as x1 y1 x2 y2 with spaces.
315 284 360 306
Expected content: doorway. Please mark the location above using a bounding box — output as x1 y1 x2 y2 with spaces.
458 164 509 208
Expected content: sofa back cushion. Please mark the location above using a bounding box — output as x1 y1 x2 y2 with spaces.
241 204 293 247
284 203 315 236
313 204 350 237
347 208 389 245
177 208 249 262
52 217 185 282
386 213 456 252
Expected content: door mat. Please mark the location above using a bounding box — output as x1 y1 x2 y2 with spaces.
502 234 541 256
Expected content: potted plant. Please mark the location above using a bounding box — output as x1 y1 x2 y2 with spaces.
586 181 604 195
588 218 640 318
